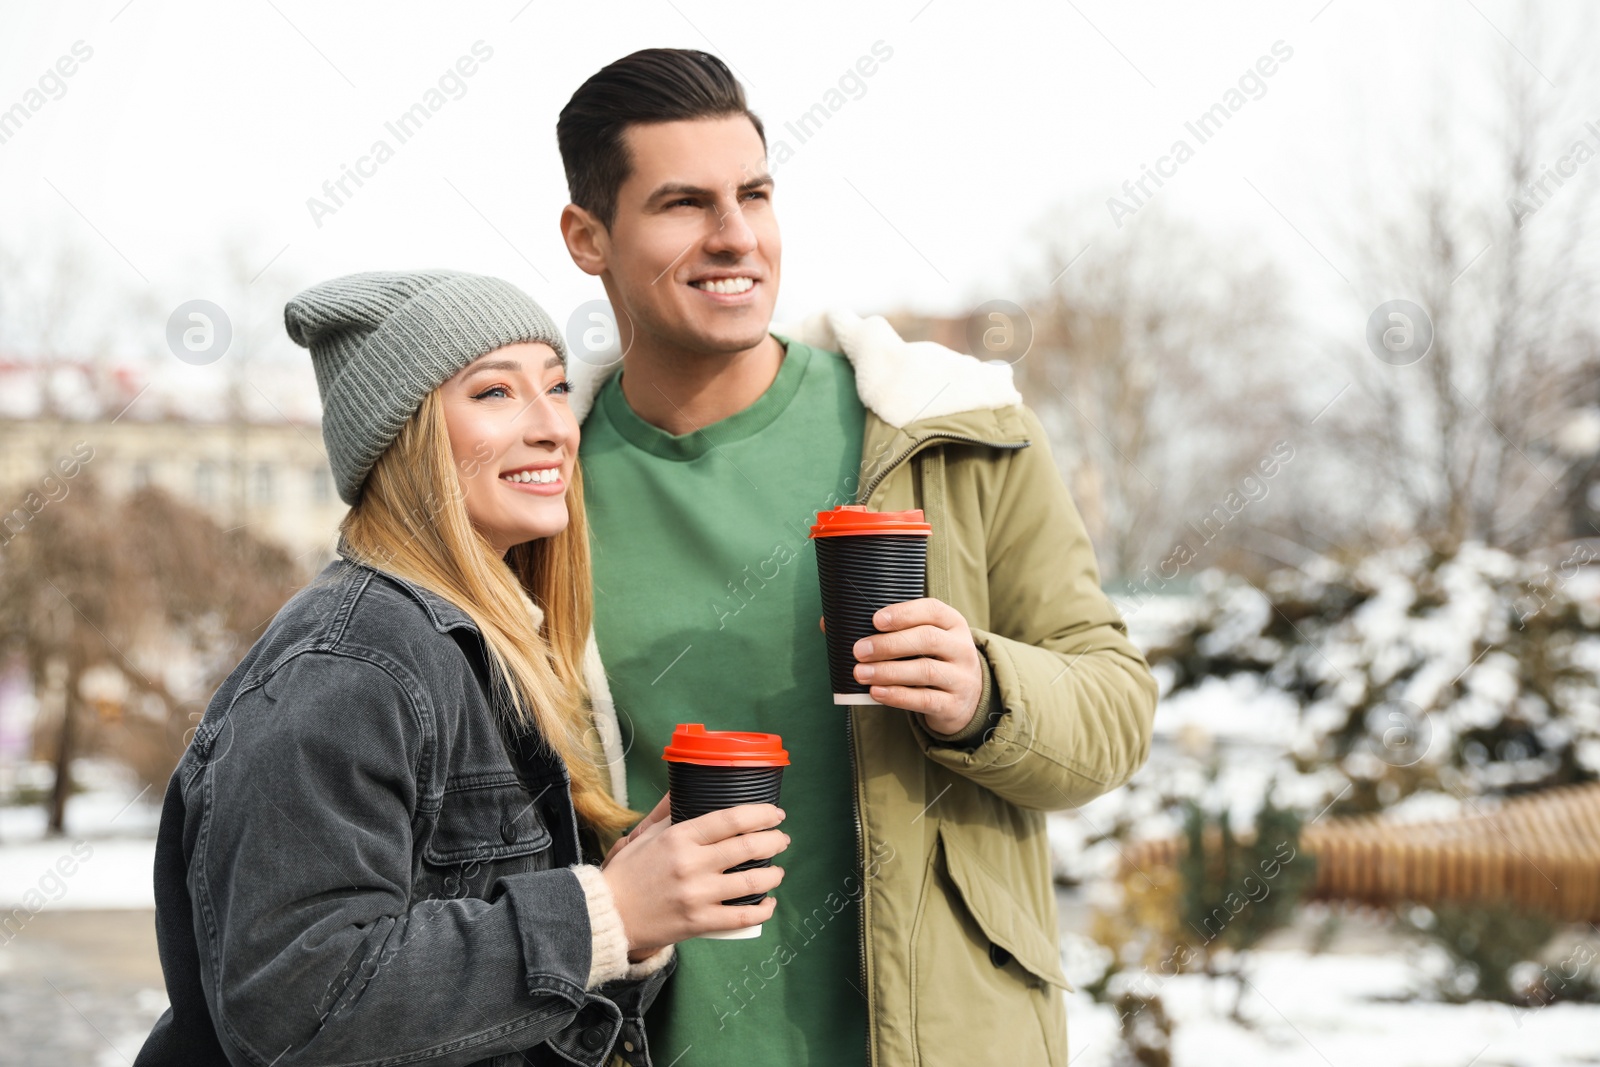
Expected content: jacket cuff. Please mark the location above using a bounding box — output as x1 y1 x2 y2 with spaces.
571 864 631 990
919 648 1003 750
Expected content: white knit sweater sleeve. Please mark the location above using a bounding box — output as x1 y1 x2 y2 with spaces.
569 864 675 988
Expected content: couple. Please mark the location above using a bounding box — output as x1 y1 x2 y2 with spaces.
135 49 1156 1067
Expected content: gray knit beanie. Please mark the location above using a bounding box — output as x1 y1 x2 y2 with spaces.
284 270 568 505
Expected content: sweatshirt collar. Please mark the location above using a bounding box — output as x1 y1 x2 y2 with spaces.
593 337 811 460
567 309 1022 431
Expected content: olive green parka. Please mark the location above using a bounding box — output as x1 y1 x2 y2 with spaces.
573 311 1158 1066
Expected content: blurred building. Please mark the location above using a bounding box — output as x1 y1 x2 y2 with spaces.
0 415 344 567
0 354 342 567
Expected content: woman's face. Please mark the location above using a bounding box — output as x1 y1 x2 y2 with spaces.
440 342 577 555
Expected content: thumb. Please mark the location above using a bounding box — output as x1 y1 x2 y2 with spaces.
819 615 827 634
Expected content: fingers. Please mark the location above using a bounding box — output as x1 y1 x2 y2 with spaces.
849 602 983 722
714 827 790 867
678 803 784 845
854 624 958 665
711 863 785 907
864 683 946 715
611 805 671 871
819 615 826 633
603 834 631 867
871 597 959 633
635 792 672 834
856 654 953 690
609 792 674 865
862 657 980 722
706 894 779 932
630 806 675 847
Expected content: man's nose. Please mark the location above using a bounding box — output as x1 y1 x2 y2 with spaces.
706 199 758 257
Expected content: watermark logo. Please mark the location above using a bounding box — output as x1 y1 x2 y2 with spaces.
166 300 232 365
1365 299 1433 367
967 299 1033 366
1367 698 1434 768
565 299 628 367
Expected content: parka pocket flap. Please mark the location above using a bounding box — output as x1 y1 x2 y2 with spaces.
425 775 553 865
939 826 1072 989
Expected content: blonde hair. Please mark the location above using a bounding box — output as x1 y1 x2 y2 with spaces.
340 391 635 835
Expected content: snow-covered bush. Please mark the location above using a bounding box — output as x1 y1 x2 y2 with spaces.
1398 902 1600 1006
1130 542 1600 814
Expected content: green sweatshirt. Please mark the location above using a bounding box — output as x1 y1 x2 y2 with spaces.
581 337 870 1066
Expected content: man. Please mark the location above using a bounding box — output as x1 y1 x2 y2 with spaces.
557 49 1157 1067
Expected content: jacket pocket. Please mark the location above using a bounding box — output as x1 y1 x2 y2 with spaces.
419 773 554 902
937 825 1071 991
910 825 1070 1067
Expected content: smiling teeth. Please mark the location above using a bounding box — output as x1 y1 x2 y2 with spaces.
694 277 754 294
502 469 560 484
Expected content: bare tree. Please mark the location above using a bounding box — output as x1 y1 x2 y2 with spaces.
0 236 127 418
1018 207 1300 583
1328 13 1600 553
0 478 299 832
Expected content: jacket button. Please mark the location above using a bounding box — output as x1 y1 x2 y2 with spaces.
500 817 518 843
989 943 1013 968
579 1024 607 1051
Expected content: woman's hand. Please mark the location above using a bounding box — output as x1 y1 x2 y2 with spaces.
604 792 671 865
600 801 788 958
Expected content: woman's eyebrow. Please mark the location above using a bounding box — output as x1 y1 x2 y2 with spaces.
467 359 522 374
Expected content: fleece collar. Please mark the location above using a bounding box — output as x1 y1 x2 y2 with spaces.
565 309 1022 429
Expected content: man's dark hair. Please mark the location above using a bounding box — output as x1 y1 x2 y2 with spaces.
557 49 765 229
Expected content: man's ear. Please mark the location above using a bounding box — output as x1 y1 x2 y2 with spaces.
561 203 608 277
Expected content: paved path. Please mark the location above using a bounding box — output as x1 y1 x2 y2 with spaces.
0 909 165 1065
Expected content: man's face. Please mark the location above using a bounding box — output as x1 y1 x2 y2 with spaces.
600 115 779 356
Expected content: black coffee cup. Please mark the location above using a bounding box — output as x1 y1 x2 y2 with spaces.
810 505 931 705
662 724 790 939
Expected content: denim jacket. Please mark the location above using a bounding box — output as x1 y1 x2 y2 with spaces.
135 557 672 1067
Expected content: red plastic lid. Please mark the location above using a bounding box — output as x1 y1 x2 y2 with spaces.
662 723 790 767
809 504 932 538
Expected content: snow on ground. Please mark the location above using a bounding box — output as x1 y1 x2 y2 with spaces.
0 837 157 910
1047 608 1600 1067
1061 943 1600 1067
0 760 159 910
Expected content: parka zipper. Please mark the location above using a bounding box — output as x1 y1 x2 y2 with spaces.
848 429 1029 1066
845 710 871 1066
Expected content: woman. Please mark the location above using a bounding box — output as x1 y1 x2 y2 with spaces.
135 270 787 1067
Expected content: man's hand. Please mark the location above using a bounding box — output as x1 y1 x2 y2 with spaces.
838 597 986 735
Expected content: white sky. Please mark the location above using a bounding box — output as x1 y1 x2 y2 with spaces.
1 0 1593 410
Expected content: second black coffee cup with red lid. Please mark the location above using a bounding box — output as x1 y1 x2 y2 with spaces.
810 505 931 704
662 723 789 939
